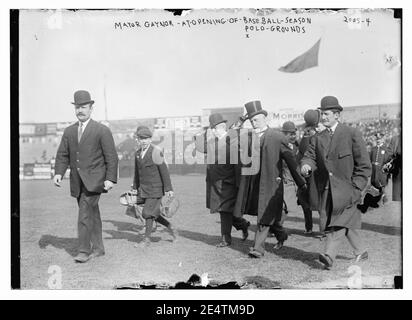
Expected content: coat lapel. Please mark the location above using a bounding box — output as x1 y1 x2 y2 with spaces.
142 145 153 165
327 123 343 156
317 130 331 157
78 119 95 145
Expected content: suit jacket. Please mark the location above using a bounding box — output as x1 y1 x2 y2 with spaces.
55 119 119 198
301 123 371 229
194 130 239 213
133 144 173 199
234 128 306 225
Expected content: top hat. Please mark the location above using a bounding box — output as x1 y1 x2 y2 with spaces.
319 96 343 112
304 109 320 127
72 90 94 106
208 113 227 128
135 126 153 138
244 100 268 119
281 121 297 133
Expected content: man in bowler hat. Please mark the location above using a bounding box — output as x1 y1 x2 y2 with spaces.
280 121 316 236
301 96 371 269
233 101 306 258
54 90 119 263
194 113 250 247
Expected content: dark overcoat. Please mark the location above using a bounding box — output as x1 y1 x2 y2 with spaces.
195 130 240 213
55 119 119 198
387 135 402 201
301 123 371 230
233 128 306 225
297 134 320 211
369 145 390 189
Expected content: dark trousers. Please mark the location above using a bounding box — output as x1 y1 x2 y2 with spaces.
220 212 249 243
76 184 103 255
303 207 313 232
256 221 288 253
145 215 171 238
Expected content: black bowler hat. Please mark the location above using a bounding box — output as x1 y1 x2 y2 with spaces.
244 100 268 119
72 90 95 106
304 109 320 127
281 121 297 133
319 96 343 112
135 126 152 138
209 113 227 128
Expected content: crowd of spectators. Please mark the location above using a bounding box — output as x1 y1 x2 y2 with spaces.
346 119 401 150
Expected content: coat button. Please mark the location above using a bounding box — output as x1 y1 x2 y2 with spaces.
329 172 333 176
77 168 80 170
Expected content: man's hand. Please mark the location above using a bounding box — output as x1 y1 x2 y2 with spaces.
301 164 312 177
104 180 114 191
53 174 62 187
382 161 392 173
165 191 174 197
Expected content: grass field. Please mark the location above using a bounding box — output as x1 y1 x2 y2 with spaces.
20 175 402 289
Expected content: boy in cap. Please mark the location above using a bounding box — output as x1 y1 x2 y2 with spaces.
132 125 177 246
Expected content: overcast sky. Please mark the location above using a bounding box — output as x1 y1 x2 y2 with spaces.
19 8 401 123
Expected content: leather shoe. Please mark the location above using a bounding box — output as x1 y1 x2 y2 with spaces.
216 241 231 247
354 251 368 262
168 226 178 242
248 249 264 258
273 242 284 250
319 253 333 269
74 252 91 263
241 222 250 241
135 237 151 248
90 250 105 259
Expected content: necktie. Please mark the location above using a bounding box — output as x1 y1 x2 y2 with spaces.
328 128 334 137
78 122 83 143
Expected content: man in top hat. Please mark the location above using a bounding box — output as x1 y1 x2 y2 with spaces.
233 101 306 258
194 113 250 247
133 125 177 247
54 90 119 263
301 96 371 269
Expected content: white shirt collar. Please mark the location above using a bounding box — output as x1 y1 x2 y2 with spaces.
141 144 151 159
329 121 339 134
255 126 269 135
79 118 91 129
216 131 228 140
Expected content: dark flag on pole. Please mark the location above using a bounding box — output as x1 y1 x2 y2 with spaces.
279 39 321 73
